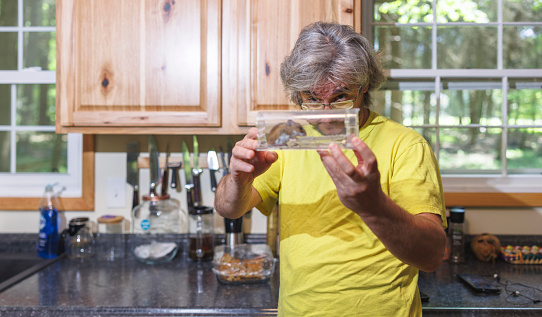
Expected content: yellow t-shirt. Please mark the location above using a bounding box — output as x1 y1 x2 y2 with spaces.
253 109 446 317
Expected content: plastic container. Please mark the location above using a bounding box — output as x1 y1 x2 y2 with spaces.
449 207 465 263
256 109 360 150
212 244 275 284
131 195 183 264
37 184 63 259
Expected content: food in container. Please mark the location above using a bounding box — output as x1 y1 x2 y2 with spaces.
501 245 542 264
212 244 275 284
256 109 360 150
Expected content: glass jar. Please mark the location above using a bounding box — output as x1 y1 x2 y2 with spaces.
64 217 95 260
131 194 184 264
188 206 215 261
97 215 125 261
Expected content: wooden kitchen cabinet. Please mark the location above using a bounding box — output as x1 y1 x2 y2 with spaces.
56 0 360 134
56 0 221 134
222 0 360 127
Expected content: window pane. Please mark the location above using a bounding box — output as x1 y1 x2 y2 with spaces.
508 79 542 126
23 32 56 70
0 84 11 125
440 79 502 125
375 26 432 69
436 0 497 23
439 127 502 173
507 128 542 173
24 0 56 26
0 0 17 26
0 32 18 70
503 0 542 22
437 26 497 69
374 0 433 23
374 80 437 125
0 131 10 172
504 26 542 69
413 127 437 151
16 132 67 173
16 84 55 126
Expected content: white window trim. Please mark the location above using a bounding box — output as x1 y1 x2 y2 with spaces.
365 0 542 195
0 0 83 198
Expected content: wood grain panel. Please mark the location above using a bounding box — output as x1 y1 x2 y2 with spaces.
145 0 201 106
237 0 357 126
76 0 141 107
444 192 542 207
56 0 221 131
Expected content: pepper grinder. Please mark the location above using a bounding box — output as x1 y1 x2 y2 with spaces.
224 217 243 248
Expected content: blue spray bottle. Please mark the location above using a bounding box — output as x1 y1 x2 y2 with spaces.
37 184 61 258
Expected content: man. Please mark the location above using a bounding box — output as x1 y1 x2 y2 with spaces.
215 22 446 316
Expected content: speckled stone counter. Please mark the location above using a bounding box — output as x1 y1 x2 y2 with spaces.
0 234 541 316
419 235 542 317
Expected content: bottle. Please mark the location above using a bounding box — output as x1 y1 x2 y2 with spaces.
188 206 214 261
37 184 61 259
449 207 466 263
224 217 243 249
131 194 183 264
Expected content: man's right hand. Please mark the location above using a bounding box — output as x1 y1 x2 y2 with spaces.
229 127 278 187
214 128 277 219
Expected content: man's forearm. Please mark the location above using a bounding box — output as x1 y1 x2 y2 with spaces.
360 194 446 272
214 174 255 219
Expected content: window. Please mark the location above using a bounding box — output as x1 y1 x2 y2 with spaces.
0 0 92 210
363 0 542 206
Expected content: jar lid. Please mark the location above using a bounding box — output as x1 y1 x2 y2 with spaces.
69 217 89 225
142 194 170 201
189 206 214 215
449 207 465 223
98 215 124 224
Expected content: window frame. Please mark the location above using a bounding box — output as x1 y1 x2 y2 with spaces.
362 0 542 207
0 0 93 211
0 135 94 211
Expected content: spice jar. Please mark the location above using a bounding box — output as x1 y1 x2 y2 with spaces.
188 206 215 261
97 215 125 261
131 195 184 264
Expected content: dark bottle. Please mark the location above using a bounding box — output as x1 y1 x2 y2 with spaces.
449 207 465 263
224 217 243 248
188 206 215 261
37 184 61 259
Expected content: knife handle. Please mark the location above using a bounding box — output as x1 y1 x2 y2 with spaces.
161 168 169 196
132 188 139 210
210 170 217 192
193 171 202 206
186 186 195 210
170 167 179 191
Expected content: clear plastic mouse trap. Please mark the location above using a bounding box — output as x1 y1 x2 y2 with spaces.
256 109 359 150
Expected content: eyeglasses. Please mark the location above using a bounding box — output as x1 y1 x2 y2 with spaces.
300 86 362 110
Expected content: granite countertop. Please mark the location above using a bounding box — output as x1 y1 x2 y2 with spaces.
0 234 541 317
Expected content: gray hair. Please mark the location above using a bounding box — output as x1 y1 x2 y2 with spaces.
280 22 386 108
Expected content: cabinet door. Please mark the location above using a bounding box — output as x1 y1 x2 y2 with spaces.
223 0 357 126
56 0 220 133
